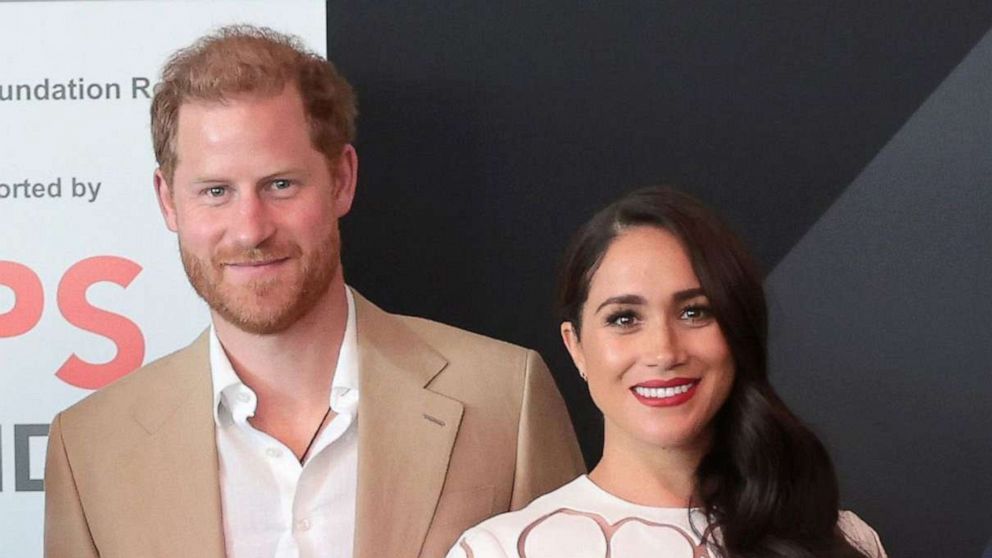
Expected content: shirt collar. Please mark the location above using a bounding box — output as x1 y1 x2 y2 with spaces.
210 286 360 425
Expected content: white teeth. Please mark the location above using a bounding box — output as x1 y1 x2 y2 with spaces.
633 384 692 398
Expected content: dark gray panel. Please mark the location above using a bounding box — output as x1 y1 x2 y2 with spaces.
332 3 992 465
767 30 992 558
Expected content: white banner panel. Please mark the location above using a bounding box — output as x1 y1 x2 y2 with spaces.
0 1 326 553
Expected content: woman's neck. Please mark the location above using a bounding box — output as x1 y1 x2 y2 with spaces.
589 420 710 508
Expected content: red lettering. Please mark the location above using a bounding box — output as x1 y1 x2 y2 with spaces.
56 256 145 389
0 261 44 337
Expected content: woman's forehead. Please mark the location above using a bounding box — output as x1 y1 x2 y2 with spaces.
587 227 701 300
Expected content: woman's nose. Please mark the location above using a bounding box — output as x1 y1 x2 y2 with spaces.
645 321 686 370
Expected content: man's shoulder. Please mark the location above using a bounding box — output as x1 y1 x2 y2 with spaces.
353 289 537 369
59 331 208 428
395 314 536 367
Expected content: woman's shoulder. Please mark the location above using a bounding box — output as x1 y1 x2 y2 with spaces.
446 477 590 558
446 476 709 558
462 477 591 537
838 510 887 558
447 487 886 558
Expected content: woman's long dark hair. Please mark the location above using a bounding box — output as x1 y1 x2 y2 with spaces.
556 186 867 558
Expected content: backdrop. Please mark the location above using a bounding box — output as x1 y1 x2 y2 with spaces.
1 2 989 557
0 1 325 555
331 3 991 557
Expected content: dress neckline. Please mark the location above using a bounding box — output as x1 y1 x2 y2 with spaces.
574 475 705 516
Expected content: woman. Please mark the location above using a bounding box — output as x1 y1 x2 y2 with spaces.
447 187 885 557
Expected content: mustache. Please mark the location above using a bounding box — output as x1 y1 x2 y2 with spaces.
214 243 302 265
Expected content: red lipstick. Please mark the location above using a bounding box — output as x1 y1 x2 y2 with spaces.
630 378 699 407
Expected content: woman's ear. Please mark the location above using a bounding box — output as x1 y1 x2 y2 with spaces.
560 321 587 381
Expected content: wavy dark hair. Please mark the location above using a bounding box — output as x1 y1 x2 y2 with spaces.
556 186 867 558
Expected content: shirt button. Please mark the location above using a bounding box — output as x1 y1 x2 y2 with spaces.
265 448 282 458
297 518 311 531
237 393 251 403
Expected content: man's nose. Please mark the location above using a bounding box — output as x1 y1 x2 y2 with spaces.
230 191 276 248
644 321 687 370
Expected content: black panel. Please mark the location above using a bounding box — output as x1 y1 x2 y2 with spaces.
331 0 991 463
327 4 992 555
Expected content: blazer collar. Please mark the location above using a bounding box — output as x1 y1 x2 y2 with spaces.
127 294 464 558
131 330 212 434
352 291 465 558
127 330 227 556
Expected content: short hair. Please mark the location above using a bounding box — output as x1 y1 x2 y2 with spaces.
151 24 357 183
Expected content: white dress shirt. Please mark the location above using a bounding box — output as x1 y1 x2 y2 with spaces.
210 288 359 558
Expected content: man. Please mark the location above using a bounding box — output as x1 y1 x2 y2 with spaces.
44 26 584 558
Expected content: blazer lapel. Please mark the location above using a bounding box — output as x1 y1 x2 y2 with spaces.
126 331 226 557
352 293 464 558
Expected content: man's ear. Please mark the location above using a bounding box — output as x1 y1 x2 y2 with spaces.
560 321 587 379
154 168 179 232
330 144 358 218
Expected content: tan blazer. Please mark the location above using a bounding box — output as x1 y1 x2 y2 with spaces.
44 292 585 558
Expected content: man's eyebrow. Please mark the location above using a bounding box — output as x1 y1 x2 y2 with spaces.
187 168 308 186
258 168 307 183
190 176 228 185
594 294 646 314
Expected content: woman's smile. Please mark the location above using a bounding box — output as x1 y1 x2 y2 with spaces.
562 225 735 453
630 378 700 407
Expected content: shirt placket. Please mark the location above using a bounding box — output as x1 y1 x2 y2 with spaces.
293 410 356 558
232 385 306 558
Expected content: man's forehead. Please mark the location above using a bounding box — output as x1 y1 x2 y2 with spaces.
174 87 307 136
179 81 300 110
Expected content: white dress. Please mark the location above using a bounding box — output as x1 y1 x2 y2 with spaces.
446 476 886 558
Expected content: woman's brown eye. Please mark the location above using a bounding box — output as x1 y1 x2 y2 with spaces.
681 305 713 325
606 312 638 327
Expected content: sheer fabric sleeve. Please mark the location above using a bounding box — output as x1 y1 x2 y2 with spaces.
838 510 887 558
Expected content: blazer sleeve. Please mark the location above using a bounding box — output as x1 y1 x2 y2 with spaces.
45 412 99 558
509 350 586 510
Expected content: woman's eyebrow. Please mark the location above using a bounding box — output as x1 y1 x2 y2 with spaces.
594 294 645 314
672 287 705 302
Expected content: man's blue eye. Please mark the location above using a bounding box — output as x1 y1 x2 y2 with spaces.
272 179 291 189
207 186 226 197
